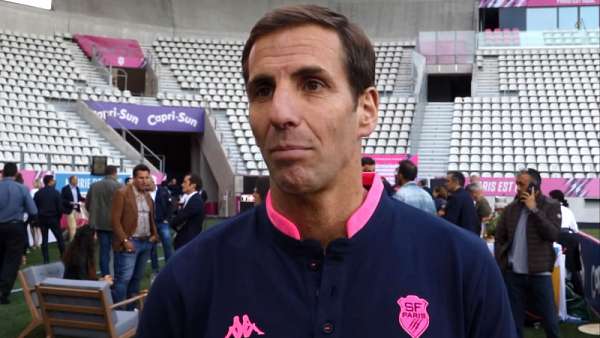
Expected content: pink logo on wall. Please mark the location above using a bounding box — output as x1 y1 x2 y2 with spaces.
478 177 600 198
397 295 430 338
361 154 419 185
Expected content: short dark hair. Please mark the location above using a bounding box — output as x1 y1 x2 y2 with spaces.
254 176 270 202
397 160 418 181
518 168 542 190
105 165 117 176
361 157 375 166
43 175 54 186
241 4 376 101
2 162 17 177
186 173 202 192
132 164 150 178
69 175 77 183
447 171 466 187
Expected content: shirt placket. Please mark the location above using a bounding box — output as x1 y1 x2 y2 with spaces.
311 244 347 337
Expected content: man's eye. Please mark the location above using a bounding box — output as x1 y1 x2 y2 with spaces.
254 86 273 98
303 79 324 92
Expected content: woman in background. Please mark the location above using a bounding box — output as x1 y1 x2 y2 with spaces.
62 225 113 284
28 178 43 249
549 189 578 232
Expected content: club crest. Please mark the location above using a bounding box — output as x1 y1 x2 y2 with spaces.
397 295 430 338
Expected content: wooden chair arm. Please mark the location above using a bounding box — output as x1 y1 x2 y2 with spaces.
110 293 147 311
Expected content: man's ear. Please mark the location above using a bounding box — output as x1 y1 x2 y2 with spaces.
356 86 379 138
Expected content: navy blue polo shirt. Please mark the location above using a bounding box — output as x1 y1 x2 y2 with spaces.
138 175 516 338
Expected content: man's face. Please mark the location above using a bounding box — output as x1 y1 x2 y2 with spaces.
70 177 78 186
516 174 533 196
362 164 376 172
445 175 458 192
181 175 196 194
246 25 377 194
133 170 150 192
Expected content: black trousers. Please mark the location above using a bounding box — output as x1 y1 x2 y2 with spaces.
40 220 65 264
0 222 26 299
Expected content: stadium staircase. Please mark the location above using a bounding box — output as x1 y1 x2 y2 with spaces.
213 109 245 174
142 45 186 94
415 102 454 178
474 56 500 96
65 40 111 91
393 48 415 96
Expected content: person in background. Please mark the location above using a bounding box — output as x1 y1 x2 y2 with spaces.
62 224 97 280
470 174 481 186
417 178 433 197
61 175 84 241
550 189 583 296
361 156 395 196
0 163 37 304
86 165 121 278
14 173 30 261
495 168 561 338
433 185 448 216
34 175 65 264
444 171 481 236
111 164 158 304
392 160 436 214
171 173 205 250
466 183 492 237
149 178 174 278
549 190 578 233
29 179 43 250
253 176 270 206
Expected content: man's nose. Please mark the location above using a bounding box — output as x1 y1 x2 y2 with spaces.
269 85 301 130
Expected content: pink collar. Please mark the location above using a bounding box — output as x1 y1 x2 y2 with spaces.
265 173 384 240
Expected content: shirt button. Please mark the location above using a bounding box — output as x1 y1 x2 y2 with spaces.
308 260 321 271
322 322 334 334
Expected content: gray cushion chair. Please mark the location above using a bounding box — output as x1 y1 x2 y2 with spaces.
36 277 146 338
18 262 65 338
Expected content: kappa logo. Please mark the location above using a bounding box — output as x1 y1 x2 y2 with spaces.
224 314 265 338
397 295 430 338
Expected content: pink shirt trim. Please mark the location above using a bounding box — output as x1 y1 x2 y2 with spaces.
265 173 384 240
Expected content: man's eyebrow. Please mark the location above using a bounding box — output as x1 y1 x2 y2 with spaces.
291 66 328 79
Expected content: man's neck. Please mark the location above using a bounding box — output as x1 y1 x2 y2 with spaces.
270 171 366 248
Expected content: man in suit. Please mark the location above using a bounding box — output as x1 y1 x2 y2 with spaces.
34 175 65 264
171 173 205 250
111 164 158 304
443 171 480 236
61 175 83 241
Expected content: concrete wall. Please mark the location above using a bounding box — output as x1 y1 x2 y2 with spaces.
0 0 477 42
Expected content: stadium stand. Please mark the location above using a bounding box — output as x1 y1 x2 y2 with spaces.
0 29 136 172
449 46 600 178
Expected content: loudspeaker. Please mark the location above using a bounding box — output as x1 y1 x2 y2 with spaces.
91 156 108 176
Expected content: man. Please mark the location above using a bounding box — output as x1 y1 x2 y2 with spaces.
34 175 65 264
417 178 433 197
138 6 516 338
467 183 492 237
111 164 158 303
361 156 394 196
444 171 481 235
86 165 121 277
167 177 181 199
494 169 561 338
392 160 436 214
61 175 84 241
0 163 37 304
170 173 205 250
148 178 173 275
470 174 481 186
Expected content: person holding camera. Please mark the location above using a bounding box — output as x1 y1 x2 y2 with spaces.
494 168 561 338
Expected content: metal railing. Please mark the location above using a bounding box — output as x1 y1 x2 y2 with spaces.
105 116 164 172
91 45 113 86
